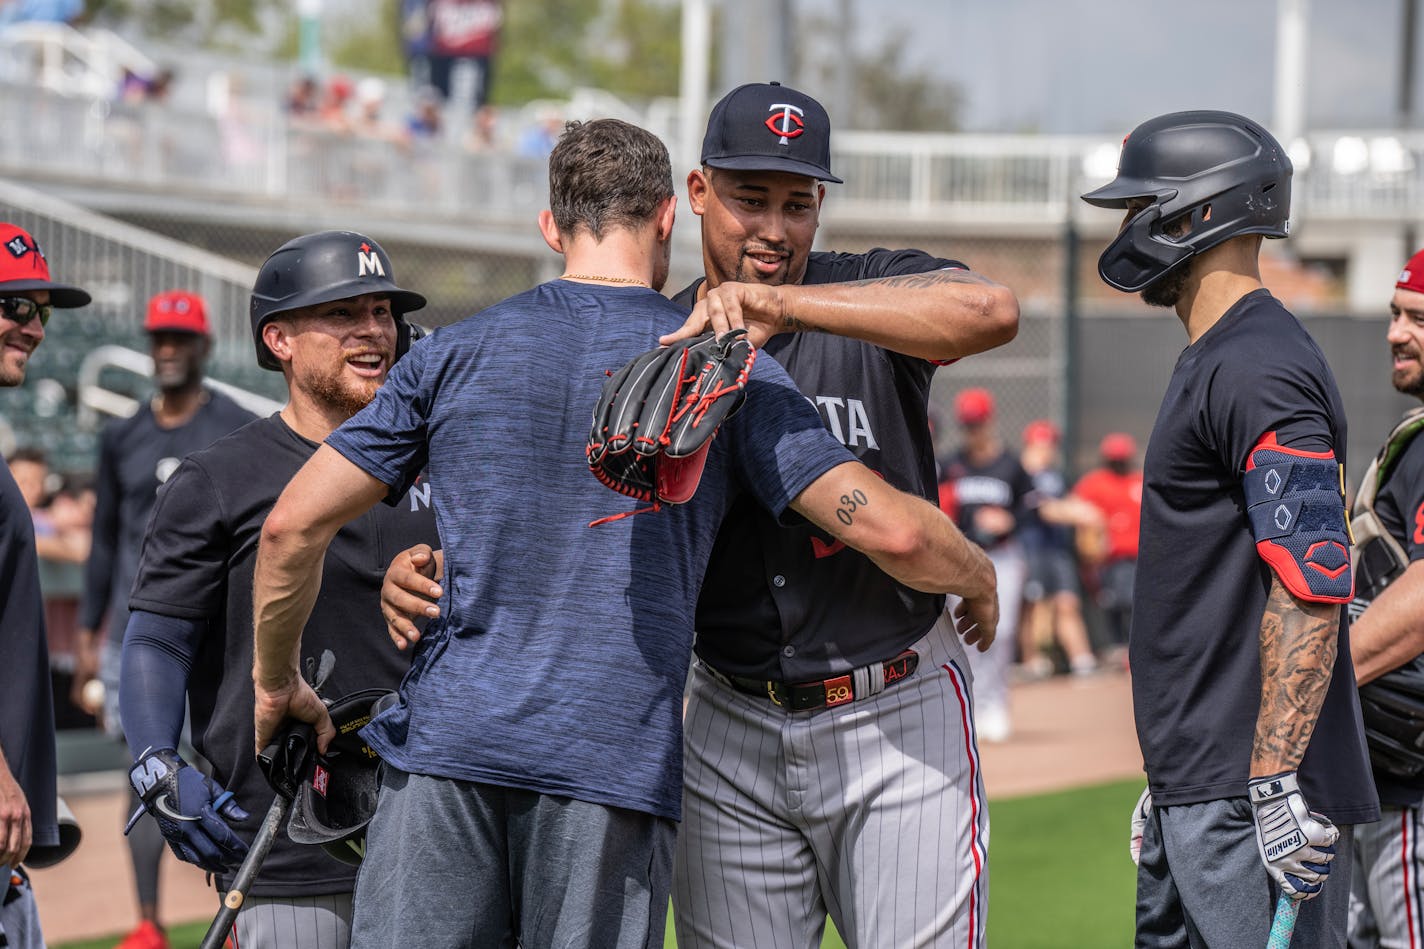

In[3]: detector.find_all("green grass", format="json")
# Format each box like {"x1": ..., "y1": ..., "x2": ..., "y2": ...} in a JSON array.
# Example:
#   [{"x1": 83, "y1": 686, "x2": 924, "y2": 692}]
[{"x1": 55, "y1": 779, "x2": 1139, "y2": 949}]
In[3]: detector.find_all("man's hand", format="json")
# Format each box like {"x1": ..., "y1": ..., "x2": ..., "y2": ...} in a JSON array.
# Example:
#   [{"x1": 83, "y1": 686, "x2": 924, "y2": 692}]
[
  {"x1": 254, "y1": 675, "x2": 334, "y2": 758},
  {"x1": 127, "y1": 747, "x2": 250, "y2": 873},
  {"x1": 0, "y1": 766, "x2": 32, "y2": 869},
  {"x1": 659, "y1": 282, "x2": 785, "y2": 348},
  {"x1": 1248, "y1": 772, "x2": 1338, "y2": 899},
  {"x1": 70, "y1": 628, "x2": 102, "y2": 714},
  {"x1": 381, "y1": 544, "x2": 443, "y2": 651},
  {"x1": 952, "y1": 592, "x2": 998, "y2": 652},
  {"x1": 1129, "y1": 787, "x2": 1151, "y2": 866}
]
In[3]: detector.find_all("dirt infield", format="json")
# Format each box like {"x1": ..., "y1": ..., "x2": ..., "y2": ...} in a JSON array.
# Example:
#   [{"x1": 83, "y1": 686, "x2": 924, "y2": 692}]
[{"x1": 31, "y1": 671, "x2": 1139, "y2": 944}]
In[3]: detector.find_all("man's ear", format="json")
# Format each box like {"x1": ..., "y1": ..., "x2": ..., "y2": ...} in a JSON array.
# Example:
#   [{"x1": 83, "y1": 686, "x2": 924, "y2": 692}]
[
  {"x1": 687, "y1": 168, "x2": 710, "y2": 216},
  {"x1": 262, "y1": 321, "x2": 292, "y2": 365},
  {"x1": 656, "y1": 195, "x2": 677, "y2": 242},
  {"x1": 538, "y1": 210, "x2": 564, "y2": 254}
]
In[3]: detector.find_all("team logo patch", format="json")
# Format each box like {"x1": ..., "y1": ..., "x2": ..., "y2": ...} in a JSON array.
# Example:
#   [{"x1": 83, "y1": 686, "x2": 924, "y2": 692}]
[
  {"x1": 6, "y1": 236, "x2": 31, "y2": 258},
  {"x1": 1263, "y1": 468, "x2": 1283, "y2": 495},
  {"x1": 1305, "y1": 540, "x2": 1349, "y2": 579},
  {"x1": 312, "y1": 763, "x2": 329, "y2": 798},
  {"x1": 356, "y1": 242, "x2": 385, "y2": 277},
  {"x1": 765, "y1": 103, "x2": 805, "y2": 145},
  {"x1": 1273, "y1": 504, "x2": 1293, "y2": 531}
]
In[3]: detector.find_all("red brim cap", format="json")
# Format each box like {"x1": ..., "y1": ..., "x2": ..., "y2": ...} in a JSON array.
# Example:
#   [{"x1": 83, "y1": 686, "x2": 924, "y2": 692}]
[
  {"x1": 0, "y1": 223, "x2": 91, "y2": 308},
  {"x1": 955, "y1": 387, "x2": 995, "y2": 425},
  {"x1": 145, "y1": 290, "x2": 210, "y2": 335},
  {"x1": 1398, "y1": 249, "x2": 1424, "y2": 295},
  {"x1": 1100, "y1": 433, "x2": 1137, "y2": 461}
]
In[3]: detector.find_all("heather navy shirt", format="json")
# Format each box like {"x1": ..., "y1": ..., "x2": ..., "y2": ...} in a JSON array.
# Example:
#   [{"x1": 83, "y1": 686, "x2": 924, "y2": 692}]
[
  {"x1": 1132, "y1": 289, "x2": 1376, "y2": 823},
  {"x1": 677, "y1": 248, "x2": 962, "y2": 681},
  {"x1": 326, "y1": 280, "x2": 853, "y2": 821}
]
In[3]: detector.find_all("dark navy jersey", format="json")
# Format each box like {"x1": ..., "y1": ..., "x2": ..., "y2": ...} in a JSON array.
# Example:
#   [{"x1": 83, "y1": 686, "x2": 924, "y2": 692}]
[
  {"x1": 676, "y1": 247, "x2": 964, "y2": 681},
  {"x1": 127, "y1": 414, "x2": 439, "y2": 896},
  {"x1": 1019, "y1": 467, "x2": 1073, "y2": 553},
  {"x1": 0, "y1": 462, "x2": 57, "y2": 851},
  {"x1": 940, "y1": 449, "x2": 1036, "y2": 550},
  {"x1": 1132, "y1": 289, "x2": 1376, "y2": 823},
  {"x1": 80, "y1": 390, "x2": 255, "y2": 633},
  {"x1": 1365, "y1": 425, "x2": 1424, "y2": 805}
]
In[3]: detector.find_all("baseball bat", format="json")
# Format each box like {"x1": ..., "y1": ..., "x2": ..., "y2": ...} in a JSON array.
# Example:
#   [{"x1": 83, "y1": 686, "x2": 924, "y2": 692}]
[
  {"x1": 1266, "y1": 892, "x2": 1299, "y2": 949},
  {"x1": 198, "y1": 792, "x2": 291, "y2": 949}
]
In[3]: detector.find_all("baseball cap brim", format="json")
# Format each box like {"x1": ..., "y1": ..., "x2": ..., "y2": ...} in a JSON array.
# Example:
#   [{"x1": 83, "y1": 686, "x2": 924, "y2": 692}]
[
  {"x1": 1081, "y1": 177, "x2": 1176, "y2": 209},
  {"x1": 0, "y1": 278, "x2": 91, "y2": 308},
  {"x1": 705, "y1": 154, "x2": 843, "y2": 184}
]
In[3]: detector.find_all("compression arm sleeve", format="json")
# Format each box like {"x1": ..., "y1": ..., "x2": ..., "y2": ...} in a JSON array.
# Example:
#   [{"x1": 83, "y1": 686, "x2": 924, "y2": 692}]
[{"x1": 119, "y1": 610, "x2": 205, "y2": 756}]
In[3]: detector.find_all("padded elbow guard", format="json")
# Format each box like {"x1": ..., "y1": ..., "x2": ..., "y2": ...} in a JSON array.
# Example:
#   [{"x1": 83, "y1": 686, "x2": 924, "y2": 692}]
[{"x1": 1244, "y1": 435, "x2": 1353, "y2": 603}]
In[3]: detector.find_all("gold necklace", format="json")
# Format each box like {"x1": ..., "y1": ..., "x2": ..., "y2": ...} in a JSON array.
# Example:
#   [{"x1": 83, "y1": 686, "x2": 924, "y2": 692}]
[{"x1": 560, "y1": 273, "x2": 651, "y2": 289}]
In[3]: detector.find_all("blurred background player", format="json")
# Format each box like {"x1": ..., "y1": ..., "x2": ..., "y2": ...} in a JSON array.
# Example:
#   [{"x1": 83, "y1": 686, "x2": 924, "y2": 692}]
[
  {"x1": 119, "y1": 233, "x2": 437, "y2": 948},
  {"x1": 0, "y1": 222, "x2": 91, "y2": 949},
  {"x1": 72, "y1": 289, "x2": 253, "y2": 949},
  {"x1": 1073, "y1": 432, "x2": 1144, "y2": 667}
]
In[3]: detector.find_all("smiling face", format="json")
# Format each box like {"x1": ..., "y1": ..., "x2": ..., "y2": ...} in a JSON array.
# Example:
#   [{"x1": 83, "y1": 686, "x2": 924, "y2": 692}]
[
  {"x1": 1389, "y1": 287, "x2": 1424, "y2": 398},
  {"x1": 268, "y1": 293, "x2": 398, "y2": 416},
  {"x1": 688, "y1": 167, "x2": 824, "y2": 288},
  {"x1": 0, "y1": 289, "x2": 48, "y2": 387}
]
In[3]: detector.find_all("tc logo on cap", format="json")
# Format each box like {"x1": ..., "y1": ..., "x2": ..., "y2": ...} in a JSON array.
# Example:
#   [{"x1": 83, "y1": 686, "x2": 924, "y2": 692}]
[{"x1": 765, "y1": 104, "x2": 805, "y2": 145}]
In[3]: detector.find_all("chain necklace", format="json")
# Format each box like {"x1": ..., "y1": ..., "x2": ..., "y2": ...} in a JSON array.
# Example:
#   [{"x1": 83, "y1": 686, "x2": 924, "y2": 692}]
[{"x1": 560, "y1": 273, "x2": 652, "y2": 289}]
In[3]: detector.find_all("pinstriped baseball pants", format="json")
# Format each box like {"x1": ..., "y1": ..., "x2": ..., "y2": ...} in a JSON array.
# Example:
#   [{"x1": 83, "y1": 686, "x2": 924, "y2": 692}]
[
  {"x1": 1349, "y1": 804, "x2": 1424, "y2": 948},
  {"x1": 673, "y1": 614, "x2": 990, "y2": 949},
  {"x1": 228, "y1": 892, "x2": 353, "y2": 949}
]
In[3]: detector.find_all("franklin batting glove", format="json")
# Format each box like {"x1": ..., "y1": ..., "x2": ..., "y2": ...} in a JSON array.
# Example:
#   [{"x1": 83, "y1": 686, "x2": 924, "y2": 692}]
[
  {"x1": 1248, "y1": 771, "x2": 1338, "y2": 899},
  {"x1": 1129, "y1": 786, "x2": 1151, "y2": 867},
  {"x1": 128, "y1": 747, "x2": 250, "y2": 873}
]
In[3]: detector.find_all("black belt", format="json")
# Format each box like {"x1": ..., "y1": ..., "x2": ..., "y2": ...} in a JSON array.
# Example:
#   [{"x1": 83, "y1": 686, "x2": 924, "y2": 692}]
[{"x1": 714, "y1": 649, "x2": 919, "y2": 712}]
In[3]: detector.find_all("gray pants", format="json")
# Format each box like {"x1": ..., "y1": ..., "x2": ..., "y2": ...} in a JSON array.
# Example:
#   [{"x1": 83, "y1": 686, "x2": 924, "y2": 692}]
[
  {"x1": 1137, "y1": 796, "x2": 1354, "y2": 948},
  {"x1": 226, "y1": 892, "x2": 353, "y2": 948},
  {"x1": 351, "y1": 769, "x2": 675, "y2": 949},
  {"x1": 0, "y1": 869, "x2": 43, "y2": 949},
  {"x1": 1348, "y1": 803, "x2": 1423, "y2": 948}
]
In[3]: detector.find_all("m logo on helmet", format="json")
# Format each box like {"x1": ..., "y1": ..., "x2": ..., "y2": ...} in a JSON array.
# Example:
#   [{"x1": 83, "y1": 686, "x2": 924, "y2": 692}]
[
  {"x1": 357, "y1": 243, "x2": 385, "y2": 278},
  {"x1": 766, "y1": 104, "x2": 805, "y2": 145}
]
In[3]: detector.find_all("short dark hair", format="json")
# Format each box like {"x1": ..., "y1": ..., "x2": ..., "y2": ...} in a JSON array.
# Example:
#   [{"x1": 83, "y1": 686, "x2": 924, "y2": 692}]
[{"x1": 548, "y1": 119, "x2": 674, "y2": 240}]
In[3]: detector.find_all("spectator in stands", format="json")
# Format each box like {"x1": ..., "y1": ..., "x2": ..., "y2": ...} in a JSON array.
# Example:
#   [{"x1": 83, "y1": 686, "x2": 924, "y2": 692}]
[
  {"x1": 73, "y1": 291, "x2": 254, "y2": 949},
  {"x1": 938, "y1": 387, "x2": 1033, "y2": 741},
  {"x1": 517, "y1": 104, "x2": 563, "y2": 159},
  {"x1": 318, "y1": 75, "x2": 356, "y2": 134},
  {"x1": 285, "y1": 74, "x2": 321, "y2": 120},
  {"x1": 1017, "y1": 419, "x2": 1100, "y2": 678},
  {"x1": 1073, "y1": 432, "x2": 1144, "y2": 667},
  {"x1": 426, "y1": 0, "x2": 502, "y2": 111},
  {"x1": 405, "y1": 85, "x2": 444, "y2": 141}
]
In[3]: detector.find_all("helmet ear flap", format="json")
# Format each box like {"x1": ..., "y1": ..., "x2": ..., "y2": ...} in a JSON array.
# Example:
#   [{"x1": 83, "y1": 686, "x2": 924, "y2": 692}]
[{"x1": 1097, "y1": 204, "x2": 1195, "y2": 293}]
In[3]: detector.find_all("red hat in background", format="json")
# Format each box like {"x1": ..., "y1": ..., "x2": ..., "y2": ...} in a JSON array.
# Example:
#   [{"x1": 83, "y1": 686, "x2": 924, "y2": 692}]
[
  {"x1": 1022, "y1": 419, "x2": 1060, "y2": 446},
  {"x1": 1100, "y1": 432, "x2": 1137, "y2": 462},
  {"x1": 1398, "y1": 249, "x2": 1424, "y2": 295},
  {"x1": 954, "y1": 388, "x2": 995, "y2": 425},
  {"x1": 144, "y1": 290, "x2": 210, "y2": 335},
  {"x1": 0, "y1": 223, "x2": 91, "y2": 308}
]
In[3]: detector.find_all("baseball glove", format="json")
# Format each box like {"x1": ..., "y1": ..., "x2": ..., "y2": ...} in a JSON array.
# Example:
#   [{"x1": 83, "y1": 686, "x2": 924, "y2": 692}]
[{"x1": 587, "y1": 329, "x2": 756, "y2": 522}]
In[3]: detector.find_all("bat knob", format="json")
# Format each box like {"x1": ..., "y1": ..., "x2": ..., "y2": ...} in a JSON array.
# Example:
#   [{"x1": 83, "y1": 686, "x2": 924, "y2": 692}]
[{"x1": 225, "y1": 891, "x2": 245, "y2": 910}]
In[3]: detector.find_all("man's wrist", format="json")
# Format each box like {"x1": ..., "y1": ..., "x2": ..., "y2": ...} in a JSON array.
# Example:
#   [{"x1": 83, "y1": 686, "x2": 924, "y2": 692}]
[{"x1": 1248, "y1": 771, "x2": 1299, "y2": 803}]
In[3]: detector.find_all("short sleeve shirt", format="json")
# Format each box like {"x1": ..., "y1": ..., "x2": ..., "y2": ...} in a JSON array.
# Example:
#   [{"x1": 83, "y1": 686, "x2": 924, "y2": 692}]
[
  {"x1": 127, "y1": 414, "x2": 439, "y2": 896},
  {"x1": 939, "y1": 449, "x2": 1037, "y2": 550},
  {"x1": 325, "y1": 281, "x2": 853, "y2": 821},
  {"x1": 676, "y1": 248, "x2": 964, "y2": 681},
  {"x1": 1131, "y1": 289, "x2": 1376, "y2": 823}
]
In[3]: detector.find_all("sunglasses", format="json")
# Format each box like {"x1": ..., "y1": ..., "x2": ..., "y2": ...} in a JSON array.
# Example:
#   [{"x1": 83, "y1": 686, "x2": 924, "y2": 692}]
[{"x1": 0, "y1": 296, "x2": 52, "y2": 328}]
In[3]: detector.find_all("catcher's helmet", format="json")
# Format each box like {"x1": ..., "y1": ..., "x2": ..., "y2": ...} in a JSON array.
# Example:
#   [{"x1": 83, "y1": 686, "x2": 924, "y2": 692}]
[
  {"x1": 1081, "y1": 110, "x2": 1292, "y2": 293},
  {"x1": 286, "y1": 688, "x2": 397, "y2": 865},
  {"x1": 250, "y1": 230, "x2": 427, "y2": 371},
  {"x1": 1359, "y1": 654, "x2": 1424, "y2": 781}
]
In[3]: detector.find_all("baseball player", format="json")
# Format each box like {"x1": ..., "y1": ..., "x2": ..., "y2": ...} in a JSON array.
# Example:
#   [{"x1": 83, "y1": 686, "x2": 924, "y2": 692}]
[
  {"x1": 0, "y1": 222, "x2": 91, "y2": 949},
  {"x1": 72, "y1": 289, "x2": 254, "y2": 949},
  {"x1": 251, "y1": 118, "x2": 996, "y2": 949},
  {"x1": 1345, "y1": 248, "x2": 1424, "y2": 946},
  {"x1": 1083, "y1": 110, "x2": 1377, "y2": 946},
  {"x1": 118, "y1": 232, "x2": 438, "y2": 947}
]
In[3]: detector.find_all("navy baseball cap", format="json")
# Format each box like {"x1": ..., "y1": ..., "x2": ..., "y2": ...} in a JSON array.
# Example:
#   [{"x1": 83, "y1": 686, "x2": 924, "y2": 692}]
[{"x1": 700, "y1": 81, "x2": 843, "y2": 184}]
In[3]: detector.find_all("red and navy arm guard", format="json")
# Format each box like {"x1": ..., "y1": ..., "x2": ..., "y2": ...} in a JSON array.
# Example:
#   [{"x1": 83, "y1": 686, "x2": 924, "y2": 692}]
[{"x1": 1243, "y1": 433, "x2": 1353, "y2": 603}]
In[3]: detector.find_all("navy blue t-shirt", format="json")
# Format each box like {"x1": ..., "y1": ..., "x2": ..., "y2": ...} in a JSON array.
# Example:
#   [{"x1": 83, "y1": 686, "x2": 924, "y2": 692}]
[
  {"x1": 677, "y1": 248, "x2": 963, "y2": 681},
  {"x1": 940, "y1": 448, "x2": 1037, "y2": 550},
  {"x1": 326, "y1": 280, "x2": 854, "y2": 821},
  {"x1": 1132, "y1": 289, "x2": 1376, "y2": 823}
]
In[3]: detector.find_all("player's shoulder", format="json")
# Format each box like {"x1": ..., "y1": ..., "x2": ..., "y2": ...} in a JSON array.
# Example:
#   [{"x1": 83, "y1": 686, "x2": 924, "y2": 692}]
[
  {"x1": 804, "y1": 247, "x2": 965, "y2": 283},
  {"x1": 184, "y1": 414, "x2": 281, "y2": 470},
  {"x1": 206, "y1": 389, "x2": 259, "y2": 424}
]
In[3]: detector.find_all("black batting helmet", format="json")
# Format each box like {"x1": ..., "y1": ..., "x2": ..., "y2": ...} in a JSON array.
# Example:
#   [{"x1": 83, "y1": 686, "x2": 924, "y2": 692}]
[
  {"x1": 250, "y1": 230, "x2": 427, "y2": 371},
  {"x1": 286, "y1": 688, "x2": 397, "y2": 865},
  {"x1": 1359, "y1": 655, "x2": 1424, "y2": 781},
  {"x1": 1081, "y1": 110, "x2": 1292, "y2": 293}
]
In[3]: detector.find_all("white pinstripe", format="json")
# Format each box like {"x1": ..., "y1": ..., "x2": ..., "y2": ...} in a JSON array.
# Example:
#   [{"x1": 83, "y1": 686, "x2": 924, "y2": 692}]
[
  {"x1": 673, "y1": 614, "x2": 990, "y2": 949},
  {"x1": 231, "y1": 892, "x2": 353, "y2": 949}
]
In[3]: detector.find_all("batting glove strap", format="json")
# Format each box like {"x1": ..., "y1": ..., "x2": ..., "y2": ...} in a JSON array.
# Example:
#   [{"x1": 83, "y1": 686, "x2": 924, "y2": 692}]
[
  {"x1": 1248, "y1": 771, "x2": 1339, "y2": 900},
  {"x1": 127, "y1": 747, "x2": 250, "y2": 873}
]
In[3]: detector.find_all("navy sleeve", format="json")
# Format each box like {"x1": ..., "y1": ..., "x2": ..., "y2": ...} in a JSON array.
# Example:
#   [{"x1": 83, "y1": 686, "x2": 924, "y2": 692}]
[
  {"x1": 1199, "y1": 345, "x2": 1338, "y2": 476},
  {"x1": 79, "y1": 424, "x2": 120, "y2": 630},
  {"x1": 128, "y1": 459, "x2": 231, "y2": 619},
  {"x1": 119, "y1": 610, "x2": 203, "y2": 756},
  {"x1": 325, "y1": 337, "x2": 432, "y2": 503}
]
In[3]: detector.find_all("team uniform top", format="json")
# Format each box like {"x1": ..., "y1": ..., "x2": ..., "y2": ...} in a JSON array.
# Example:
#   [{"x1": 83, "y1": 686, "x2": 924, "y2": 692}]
[
  {"x1": 127, "y1": 414, "x2": 439, "y2": 896},
  {"x1": 326, "y1": 280, "x2": 854, "y2": 822},
  {"x1": 674, "y1": 248, "x2": 961, "y2": 683},
  {"x1": 0, "y1": 464, "x2": 57, "y2": 852},
  {"x1": 79, "y1": 391, "x2": 255, "y2": 632},
  {"x1": 940, "y1": 449, "x2": 1037, "y2": 551},
  {"x1": 1365, "y1": 429, "x2": 1424, "y2": 806},
  {"x1": 1132, "y1": 289, "x2": 1377, "y2": 823}
]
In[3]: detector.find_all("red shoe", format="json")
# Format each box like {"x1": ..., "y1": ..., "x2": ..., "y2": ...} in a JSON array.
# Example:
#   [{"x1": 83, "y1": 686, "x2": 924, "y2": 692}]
[{"x1": 114, "y1": 921, "x2": 169, "y2": 949}]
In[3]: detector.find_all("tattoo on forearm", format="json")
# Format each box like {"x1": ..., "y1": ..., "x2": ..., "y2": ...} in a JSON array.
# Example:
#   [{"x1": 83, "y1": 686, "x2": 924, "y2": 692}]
[
  {"x1": 781, "y1": 314, "x2": 821, "y2": 333},
  {"x1": 835, "y1": 489, "x2": 869, "y2": 526},
  {"x1": 1254, "y1": 579, "x2": 1338, "y2": 771}
]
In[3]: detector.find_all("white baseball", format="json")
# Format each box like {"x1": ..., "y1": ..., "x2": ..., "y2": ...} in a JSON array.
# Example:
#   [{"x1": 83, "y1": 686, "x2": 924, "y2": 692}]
[{"x1": 81, "y1": 678, "x2": 105, "y2": 713}]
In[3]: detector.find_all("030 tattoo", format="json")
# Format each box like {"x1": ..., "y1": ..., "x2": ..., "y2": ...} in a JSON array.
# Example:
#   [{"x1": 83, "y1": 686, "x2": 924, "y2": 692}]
[{"x1": 836, "y1": 489, "x2": 868, "y2": 525}]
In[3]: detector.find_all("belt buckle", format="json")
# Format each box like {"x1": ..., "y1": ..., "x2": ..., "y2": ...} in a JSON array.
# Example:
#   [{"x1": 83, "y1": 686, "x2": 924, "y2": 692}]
[
  {"x1": 766, "y1": 681, "x2": 784, "y2": 707},
  {"x1": 823, "y1": 674, "x2": 853, "y2": 708}
]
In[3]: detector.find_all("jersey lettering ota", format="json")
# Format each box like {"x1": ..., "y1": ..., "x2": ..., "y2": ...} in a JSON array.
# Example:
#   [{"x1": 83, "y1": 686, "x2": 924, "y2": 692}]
[
  {"x1": 1363, "y1": 429, "x2": 1424, "y2": 805},
  {"x1": 1132, "y1": 289, "x2": 1376, "y2": 823},
  {"x1": 940, "y1": 449, "x2": 1037, "y2": 550},
  {"x1": 676, "y1": 248, "x2": 963, "y2": 682},
  {"x1": 127, "y1": 415, "x2": 439, "y2": 896},
  {"x1": 324, "y1": 281, "x2": 853, "y2": 822},
  {"x1": 80, "y1": 392, "x2": 255, "y2": 632}
]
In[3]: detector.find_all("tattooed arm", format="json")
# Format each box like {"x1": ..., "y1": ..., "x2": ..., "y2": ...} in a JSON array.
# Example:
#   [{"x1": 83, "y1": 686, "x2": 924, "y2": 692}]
[
  {"x1": 661, "y1": 269, "x2": 1019, "y2": 360},
  {"x1": 1252, "y1": 573, "x2": 1341, "y2": 777}
]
